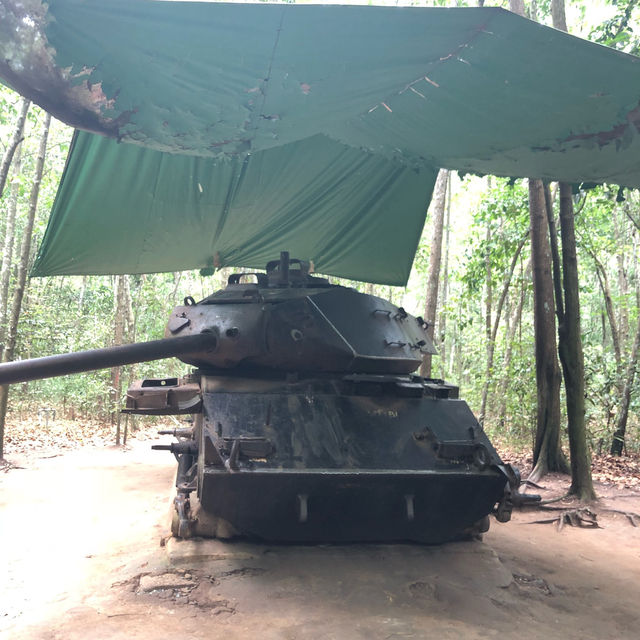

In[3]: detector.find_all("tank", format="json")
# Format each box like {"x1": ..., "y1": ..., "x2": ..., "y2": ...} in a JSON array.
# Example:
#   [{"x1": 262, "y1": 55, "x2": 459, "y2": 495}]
[{"x1": 0, "y1": 252, "x2": 535, "y2": 543}]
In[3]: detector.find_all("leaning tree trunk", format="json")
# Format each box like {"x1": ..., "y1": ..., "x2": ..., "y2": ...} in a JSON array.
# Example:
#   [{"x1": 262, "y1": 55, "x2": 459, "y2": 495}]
[
  {"x1": 498, "y1": 259, "x2": 531, "y2": 428},
  {"x1": 420, "y1": 169, "x2": 449, "y2": 378},
  {"x1": 0, "y1": 143, "x2": 24, "y2": 360},
  {"x1": 528, "y1": 179, "x2": 568, "y2": 482},
  {"x1": 0, "y1": 97, "x2": 30, "y2": 201},
  {"x1": 0, "y1": 112, "x2": 51, "y2": 459},
  {"x1": 591, "y1": 253, "x2": 621, "y2": 371},
  {"x1": 478, "y1": 231, "x2": 528, "y2": 427}
]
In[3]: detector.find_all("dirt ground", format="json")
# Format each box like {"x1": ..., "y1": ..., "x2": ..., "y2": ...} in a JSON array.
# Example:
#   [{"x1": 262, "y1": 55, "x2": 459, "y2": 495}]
[{"x1": 1, "y1": 437, "x2": 639, "y2": 640}]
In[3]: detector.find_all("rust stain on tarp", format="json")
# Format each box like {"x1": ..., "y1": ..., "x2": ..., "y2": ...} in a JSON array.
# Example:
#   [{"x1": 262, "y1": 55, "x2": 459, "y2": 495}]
[
  {"x1": 0, "y1": 0, "x2": 131, "y2": 138},
  {"x1": 564, "y1": 104, "x2": 640, "y2": 147},
  {"x1": 0, "y1": 60, "x2": 133, "y2": 138},
  {"x1": 533, "y1": 103, "x2": 640, "y2": 152}
]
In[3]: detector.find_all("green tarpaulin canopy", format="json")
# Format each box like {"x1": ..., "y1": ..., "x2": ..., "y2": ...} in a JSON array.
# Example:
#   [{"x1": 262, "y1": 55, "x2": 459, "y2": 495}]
[{"x1": 3, "y1": 1, "x2": 640, "y2": 284}]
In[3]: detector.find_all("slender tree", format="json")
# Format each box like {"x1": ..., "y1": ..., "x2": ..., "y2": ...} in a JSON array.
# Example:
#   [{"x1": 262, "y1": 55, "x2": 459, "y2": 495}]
[
  {"x1": 0, "y1": 97, "x2": 30, "y2": 201},
  {"x1": 556, "y1": 184, "x2": 595, "y2": 498},
  {"x1": 591, "y1": 252, "x2": 622, "y2": 371},
  {"x1": 529, "y1": 179, "x2": 568, "y2": 481},
  {"x1": 438, "y1": 174, "x2": 452, "y2": 377},
  {"x1": 610, "y1": 204, "x2": 640, "y2": 454},
  {"x1": 111, "y1": 274, "x2": 127, "y2": 445},
  {"x1": 420, "y1": 169, "x2": 449, "y2": 378},
  {"x1": 478, "y1": 231, "x2": 528, "y2": 426},
  {"x1": 510, "y1": 0, "x2": 526, "y2": 17},
  {"x1": 611, "y1": 303, "x2": 640, "y2": 455},
  {"x1": 498, "y1": 259, "x2": 531, "y2": 429},
  {"x1": 0, "y1": 111, "x2": 51, "y2": 459},
  {"x1": 481, "y1": 211, "x2": 492, "y2": 423},
  {"x1": 615, "y1": 210, "x2": 630, "y2": 348},
  {"x1": 0, "y1": 142, "x2": 24, "y2": 359}
]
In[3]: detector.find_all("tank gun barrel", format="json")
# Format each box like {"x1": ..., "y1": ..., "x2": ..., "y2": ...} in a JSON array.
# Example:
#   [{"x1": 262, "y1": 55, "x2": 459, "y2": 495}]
[{"x1": 0, "y1": 333, "x2": 218, "y2": 385}]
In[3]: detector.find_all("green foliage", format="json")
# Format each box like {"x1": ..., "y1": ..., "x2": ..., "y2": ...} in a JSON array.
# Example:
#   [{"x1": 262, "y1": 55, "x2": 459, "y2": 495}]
[
  {"x1": 589, "y1": 0, "x2": 640, "y2": 54},
  {"x1": 460, "y1": 180, "x2": 529, "y2": 296}
]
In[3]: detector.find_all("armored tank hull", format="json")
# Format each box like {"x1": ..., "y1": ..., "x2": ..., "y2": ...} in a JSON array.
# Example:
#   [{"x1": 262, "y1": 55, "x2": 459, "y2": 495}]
[{"x1": 190, "y1": 373, "x2": 509, "y2": 543}]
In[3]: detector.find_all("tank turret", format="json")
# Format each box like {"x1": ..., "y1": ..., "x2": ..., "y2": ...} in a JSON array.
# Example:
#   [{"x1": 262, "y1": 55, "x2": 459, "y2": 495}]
[{"x1": 167, "y1": 252, "x2": 437, "y2": 374}]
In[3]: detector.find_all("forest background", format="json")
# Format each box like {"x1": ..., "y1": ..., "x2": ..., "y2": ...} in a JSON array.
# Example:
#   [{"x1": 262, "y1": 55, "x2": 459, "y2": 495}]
[{"x1": 1, "y1": 0, "x2": 640, "y2": 491}]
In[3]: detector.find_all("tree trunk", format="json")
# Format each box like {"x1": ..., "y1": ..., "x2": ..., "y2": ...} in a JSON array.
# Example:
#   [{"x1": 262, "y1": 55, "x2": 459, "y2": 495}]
[
  {"x1": 0, "y1": 97, "x2": 30, "y2": 201},
  {"x1": 78, "y1": 276, "x2": 88, "y2": 310},
  {"x1": 543, "y1": 184, "x2": 565, "y2": 321},
  {"x1": 485, "y1": 221, "x2": 493, "y2": 353},
  {"x1": 111, "y1": 275, "x2": 127, "y2": 445},
  {"x1": 479, "y1": 232, "x2": 528, "y2": 427},
  {"x1": 550, "y1": 0, "x2": 595, "y2": 498},
  {"x1": 611, "y1": 243, "x2": 640, "y2": 455},
  {"x1": 510, "y1": 0, "x2": 526, "y2": 16},
  {"x1": 557, "y1": 184, "x2": 595, "y2": 498},
  {"x1": 512, "y1": 0, "x2": 567, "y2": 482},
  {"x1": 438, "y1": 173, "x2": 452, "y2": 377},
  {"x1": 611, "y1": 311, "x2": 640, "y2": 455},
  {"x1": 550, "y1": 0, "x2": 568, "y2": 30},
  {"x1": 528, "y1": 179, "x2": 568, "y2": 481},
  {"x1": 123, "y1": 275, "x2": 139, "y2": 442},
  {"x1": 591, "y1": 254, "x2": 621, "y2": 369},
  {"x1": 498, "y1": 260, "x2": 531, "y2": 428},
  {"x1": 420, "y1": 169, "x2": 449, "y2": 378},
  {"x1": 615, "y1": 212, "x2": 629, "y2": 349},
  {"x1": 479, "y1": 219, "x2": 493, "y2": 425},
  {"x1": 0, "y1": 112, "x2": 51, "y2": 459},
  {"x1": 0, "y1": 143, "x2": 24, "y2": 360},
  {"x1": 171, "y1": 271, "x2": 183, "y2": 306}
]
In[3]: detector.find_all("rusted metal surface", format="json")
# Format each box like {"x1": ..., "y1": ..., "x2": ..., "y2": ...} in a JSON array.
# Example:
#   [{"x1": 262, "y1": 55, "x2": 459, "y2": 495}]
[
  {"x1": 125, "y1": 377, "x2": 201, "y2": 415},
  {"x1": 168, "y1": 263, "x2": 436, "y2": 374},
  {"x1": 188, "y1": 371, "x2": 511, "y2": 543}
]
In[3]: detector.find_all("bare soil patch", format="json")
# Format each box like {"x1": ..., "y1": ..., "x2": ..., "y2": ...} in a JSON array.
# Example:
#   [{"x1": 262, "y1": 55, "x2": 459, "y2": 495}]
[
  {"x1": 494, "y1": 437, "x2": 640, "y2": 490},
  {"x1": 1, "y1": 431, "x2": 639, "y2": 639},
  {"x1": 2, "y1": 414, "x2": 160, "y2": 461}
]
